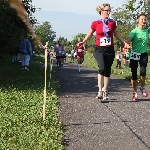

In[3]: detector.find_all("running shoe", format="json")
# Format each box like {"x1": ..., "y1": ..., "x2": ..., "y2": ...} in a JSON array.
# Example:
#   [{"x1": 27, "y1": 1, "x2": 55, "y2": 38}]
[
  {"x1": 140, "y1": 87, "x2": 148, "y2": 97},
  {"x1": 24, "y1": 67, "x2": 29, "y2": 70},
  {"x1": 132, "y1": 92, "x2": 138, "y2": 101},
  {"x1": 103, "y1": 91, "x2": 108, "y2": 101},
  {"x1": 96, "y1": 91, "x2": 103, "y2": 99}
]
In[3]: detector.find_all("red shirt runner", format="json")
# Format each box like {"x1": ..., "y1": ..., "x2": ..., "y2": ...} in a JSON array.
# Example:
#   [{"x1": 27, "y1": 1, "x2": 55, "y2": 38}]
[
  {"x1": 91, "y1": 20, "x2": 117, "y2": 46},
  {"x1": 75, "y1": 44, "x2": 84, "y2": 58}
]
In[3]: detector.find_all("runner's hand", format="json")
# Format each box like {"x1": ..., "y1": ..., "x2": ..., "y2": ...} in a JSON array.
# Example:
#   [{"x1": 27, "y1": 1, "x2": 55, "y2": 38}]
[
  {"x1": 78, "y1": 42, "x2": 84, "y2": 46},
  {"x1": 124, "y1": 42, "x2": 131, "y2": 49}
]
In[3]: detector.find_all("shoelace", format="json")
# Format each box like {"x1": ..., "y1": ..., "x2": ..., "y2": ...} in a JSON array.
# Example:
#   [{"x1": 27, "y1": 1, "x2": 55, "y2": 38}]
[{"x1": 103, "y1": 91, "x2": 108, "y2": 97}]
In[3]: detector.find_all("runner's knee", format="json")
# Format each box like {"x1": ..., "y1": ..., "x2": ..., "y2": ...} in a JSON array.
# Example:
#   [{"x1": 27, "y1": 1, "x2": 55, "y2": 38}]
[{"x1": 140, "y1": 66, "x2": 146, "y2": 76}]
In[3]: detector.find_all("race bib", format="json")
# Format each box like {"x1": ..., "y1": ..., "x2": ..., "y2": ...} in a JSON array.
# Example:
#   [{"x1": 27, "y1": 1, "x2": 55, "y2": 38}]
[
  {"x1": 130, "y1": 51, "x2": 141, "y2": 60},
  {"x1": 78, "y1": 49, "x2": 82, "y2": 52},
  {"x1": 100, "y1": 37, "x2": 111, "y2": 46},
  {"x1": 59, "y1": 50, "x2": 61, "y2": 54}
]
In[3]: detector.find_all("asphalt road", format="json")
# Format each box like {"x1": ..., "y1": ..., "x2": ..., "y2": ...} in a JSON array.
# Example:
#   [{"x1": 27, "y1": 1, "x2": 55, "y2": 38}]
[{"x1": 55, "y1": 61, "x2": 150, "y2": 150}]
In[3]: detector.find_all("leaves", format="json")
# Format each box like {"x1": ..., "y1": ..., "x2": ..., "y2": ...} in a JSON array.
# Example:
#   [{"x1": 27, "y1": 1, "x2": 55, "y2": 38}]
[
  {"x1": 0, "y1": 0, "x2": 38, "y2": 55},
  {"x1": 35, "y1": 21, "x2": 56, "y2": 47},
  {"x1": 0, "y1": 55, "x2": 64, "y2": 149}
]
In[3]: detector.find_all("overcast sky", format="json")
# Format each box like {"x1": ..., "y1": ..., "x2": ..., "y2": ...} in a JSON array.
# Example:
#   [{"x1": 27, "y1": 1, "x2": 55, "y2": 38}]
[{"x1": 32, "y1": 0, "x2": 125, "y2": 40}]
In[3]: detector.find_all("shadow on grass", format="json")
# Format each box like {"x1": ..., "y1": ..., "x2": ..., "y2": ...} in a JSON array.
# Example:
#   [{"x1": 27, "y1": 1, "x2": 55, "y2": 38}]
[{"x1": 0, "y1": 55, "x2": 53, "y2": 91}]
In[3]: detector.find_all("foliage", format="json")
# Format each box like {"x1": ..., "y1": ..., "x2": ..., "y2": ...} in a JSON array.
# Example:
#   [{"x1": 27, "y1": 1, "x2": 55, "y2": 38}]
[
  {"x1": 0, "y1": 55, "x2": 64, "y2": 149},
  {"x1": 0, "y1": 0, "x2": 37, "y2": 55},
  {"x1": 125, "y1": 0, "x2": 150, "y2": 30},
  {"x1": 34, "y1": 21, "x2": 56, "y2": 49},
  {"x1": 112, "y1": 6, "x2": 135, "y2": 50}
]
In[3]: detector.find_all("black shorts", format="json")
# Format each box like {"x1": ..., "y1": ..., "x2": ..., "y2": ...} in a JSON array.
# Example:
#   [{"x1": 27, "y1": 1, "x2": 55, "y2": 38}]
[
  {"x1": 62, "y1": 55, "x2": 66, "y2": 58},
  {"x1": 56, "y1": 56, "x2": 62, "y2": 59}
]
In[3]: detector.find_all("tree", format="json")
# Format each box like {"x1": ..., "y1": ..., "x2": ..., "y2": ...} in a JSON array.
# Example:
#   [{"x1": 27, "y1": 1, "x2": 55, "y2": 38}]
[
  {"x1": 111, "y1": 6, "x2": 135, "y2": 50},
  {"x1": 125, "y1": 0, "x2": 150, "y2": 30},
  {"x1": 0, "y1": 0, "x2": 37, "y2": 55},
  {"x1": 35, "y1": 21, "x2": 56, "y2": 48}
]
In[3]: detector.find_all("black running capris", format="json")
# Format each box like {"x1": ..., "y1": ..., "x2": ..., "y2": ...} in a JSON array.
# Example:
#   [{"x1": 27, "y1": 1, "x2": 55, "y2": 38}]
[
  {"x1": 130, "y1": 52, "x2": 148, "y2": 80},
  {"x1": 93, "y1": 46, "x2": 115, "y2": 77}
]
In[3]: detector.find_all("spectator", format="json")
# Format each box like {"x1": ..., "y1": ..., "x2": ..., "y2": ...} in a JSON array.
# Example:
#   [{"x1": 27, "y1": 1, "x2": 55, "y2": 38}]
[
  {"x1": 116, "y1": 50, "x2": 121, "y2": 69},
  {"x1": 19, "y1": 34, "x2": 32, "y2": 70}
]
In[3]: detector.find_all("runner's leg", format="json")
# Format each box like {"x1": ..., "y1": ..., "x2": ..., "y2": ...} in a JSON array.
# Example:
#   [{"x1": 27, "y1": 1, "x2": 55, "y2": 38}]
[
  {"x1": 102, "y1": 48, "x2": 115, "y2": 100},
  {"x1": 130, "y1": 59, "x2": 138, "y2": 100},
  {"x1": 139, "y1": 53, "x2": 148, "y2": 97}
]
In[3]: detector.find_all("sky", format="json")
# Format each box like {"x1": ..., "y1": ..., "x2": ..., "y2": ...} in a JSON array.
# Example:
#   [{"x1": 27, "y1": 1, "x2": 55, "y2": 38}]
[{"x1": 32, "y1": 0, "x2": 125, "y2": 41}]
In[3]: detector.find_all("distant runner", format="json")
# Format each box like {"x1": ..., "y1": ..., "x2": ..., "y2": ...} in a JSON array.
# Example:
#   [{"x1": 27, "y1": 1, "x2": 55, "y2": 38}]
[{"x1": 75, "y1": 38, "x2": 85, "y2": 73}]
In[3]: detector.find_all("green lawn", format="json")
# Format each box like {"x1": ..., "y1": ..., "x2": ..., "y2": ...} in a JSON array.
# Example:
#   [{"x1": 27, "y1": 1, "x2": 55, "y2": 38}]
[
  {"x1": 0, "y1": 55, "x2": 64, "y2": 150},
  {"x1": 83, "y1": 52, "x2": 150, "y2": 86}
]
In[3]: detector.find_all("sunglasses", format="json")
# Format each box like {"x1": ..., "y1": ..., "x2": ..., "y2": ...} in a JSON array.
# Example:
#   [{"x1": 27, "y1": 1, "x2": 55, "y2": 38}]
[{"x1": 102, "y1": 9, "x2": 111, "y2": 12}]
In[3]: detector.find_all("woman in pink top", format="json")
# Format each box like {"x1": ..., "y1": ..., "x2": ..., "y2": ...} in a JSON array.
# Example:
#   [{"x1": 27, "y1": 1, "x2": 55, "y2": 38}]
[{"x1": 79, "y1": 3, "x2": 131, "y2": 101}]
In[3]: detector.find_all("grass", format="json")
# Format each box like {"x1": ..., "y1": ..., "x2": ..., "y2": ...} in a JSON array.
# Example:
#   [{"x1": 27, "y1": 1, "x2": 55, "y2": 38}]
[
  {"x1": 0, "y1": 55, "x2": 64, "y2": 150},
  {"x1": 83, "y1": 52, "x2": 150, "y2": 86}
]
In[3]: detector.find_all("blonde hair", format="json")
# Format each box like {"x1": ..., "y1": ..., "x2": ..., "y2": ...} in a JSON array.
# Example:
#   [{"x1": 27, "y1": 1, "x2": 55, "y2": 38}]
[{"x1": 96, "y1": 3, "x2": 111, "y2": 14}]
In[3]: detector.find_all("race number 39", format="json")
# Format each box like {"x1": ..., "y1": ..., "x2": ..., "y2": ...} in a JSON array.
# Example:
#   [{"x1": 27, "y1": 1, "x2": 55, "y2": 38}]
[
  {"x1": 100, "y1": 37, "x2": 111, "y2": 46},
  {"x1": 130, "y1": 51, "x2": 141, "y2": 60}
]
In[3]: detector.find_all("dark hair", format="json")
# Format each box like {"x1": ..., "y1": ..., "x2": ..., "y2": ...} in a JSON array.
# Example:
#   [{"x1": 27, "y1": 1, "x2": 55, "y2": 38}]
[{"x1": 137, "y1": 13, "x2": 147, "y2": 19}]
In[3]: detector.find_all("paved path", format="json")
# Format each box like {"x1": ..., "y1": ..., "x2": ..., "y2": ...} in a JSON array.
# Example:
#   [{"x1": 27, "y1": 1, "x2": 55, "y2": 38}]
[{"x1": 55, "y1": 62, "x2": 150, "y2": 150}]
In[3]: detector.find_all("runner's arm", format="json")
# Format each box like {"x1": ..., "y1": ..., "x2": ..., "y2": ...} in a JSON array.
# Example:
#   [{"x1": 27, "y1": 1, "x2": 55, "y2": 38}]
[
  {"x1": 126, "y1": 37, "x2": 132, "y2": 45},
  {"x1": 82, "y1": 29, "x2": 94, "y2": 44},
  {"x1": 114, "y1": 29, "x2": 125, "y2": 43}
]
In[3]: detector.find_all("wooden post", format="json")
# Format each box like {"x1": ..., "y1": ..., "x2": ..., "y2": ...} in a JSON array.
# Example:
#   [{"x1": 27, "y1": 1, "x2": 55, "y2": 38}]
[{"x1": 43, "y1": 48, "x2": 47, "y2": 121}]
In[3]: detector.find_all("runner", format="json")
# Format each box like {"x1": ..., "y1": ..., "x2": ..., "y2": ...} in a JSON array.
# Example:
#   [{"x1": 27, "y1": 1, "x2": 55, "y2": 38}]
[
  {"x1": 78, "y1": 3, "x2": 131, "y2": 101},
  {"x1": 54, "y1": 41, "x2": 64, "y2": 69},
  {"x1": 75, "y1": 38, "x2": 85, "y2": 73},
  {"x1": 126, "y1": 13, "x2": 150, "y2": 100},
  {"x1": 61, "y1": 49, "x2": 66, "y2": 66},
  {"x1": 70, "y1": 48, "x2": 75, "y2": 63}
]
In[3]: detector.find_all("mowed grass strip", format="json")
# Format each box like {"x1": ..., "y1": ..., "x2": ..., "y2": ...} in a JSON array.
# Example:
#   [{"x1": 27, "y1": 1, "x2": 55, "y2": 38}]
[{"x1": 0, "y1": 55, "x2": 64, "y2": 150}]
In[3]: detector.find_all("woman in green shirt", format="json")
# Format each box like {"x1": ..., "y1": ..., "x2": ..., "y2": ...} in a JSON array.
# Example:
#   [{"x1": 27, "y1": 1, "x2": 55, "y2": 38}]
[{"x1": 126, "y1": 13, "x2": 150, "y2": 100}]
